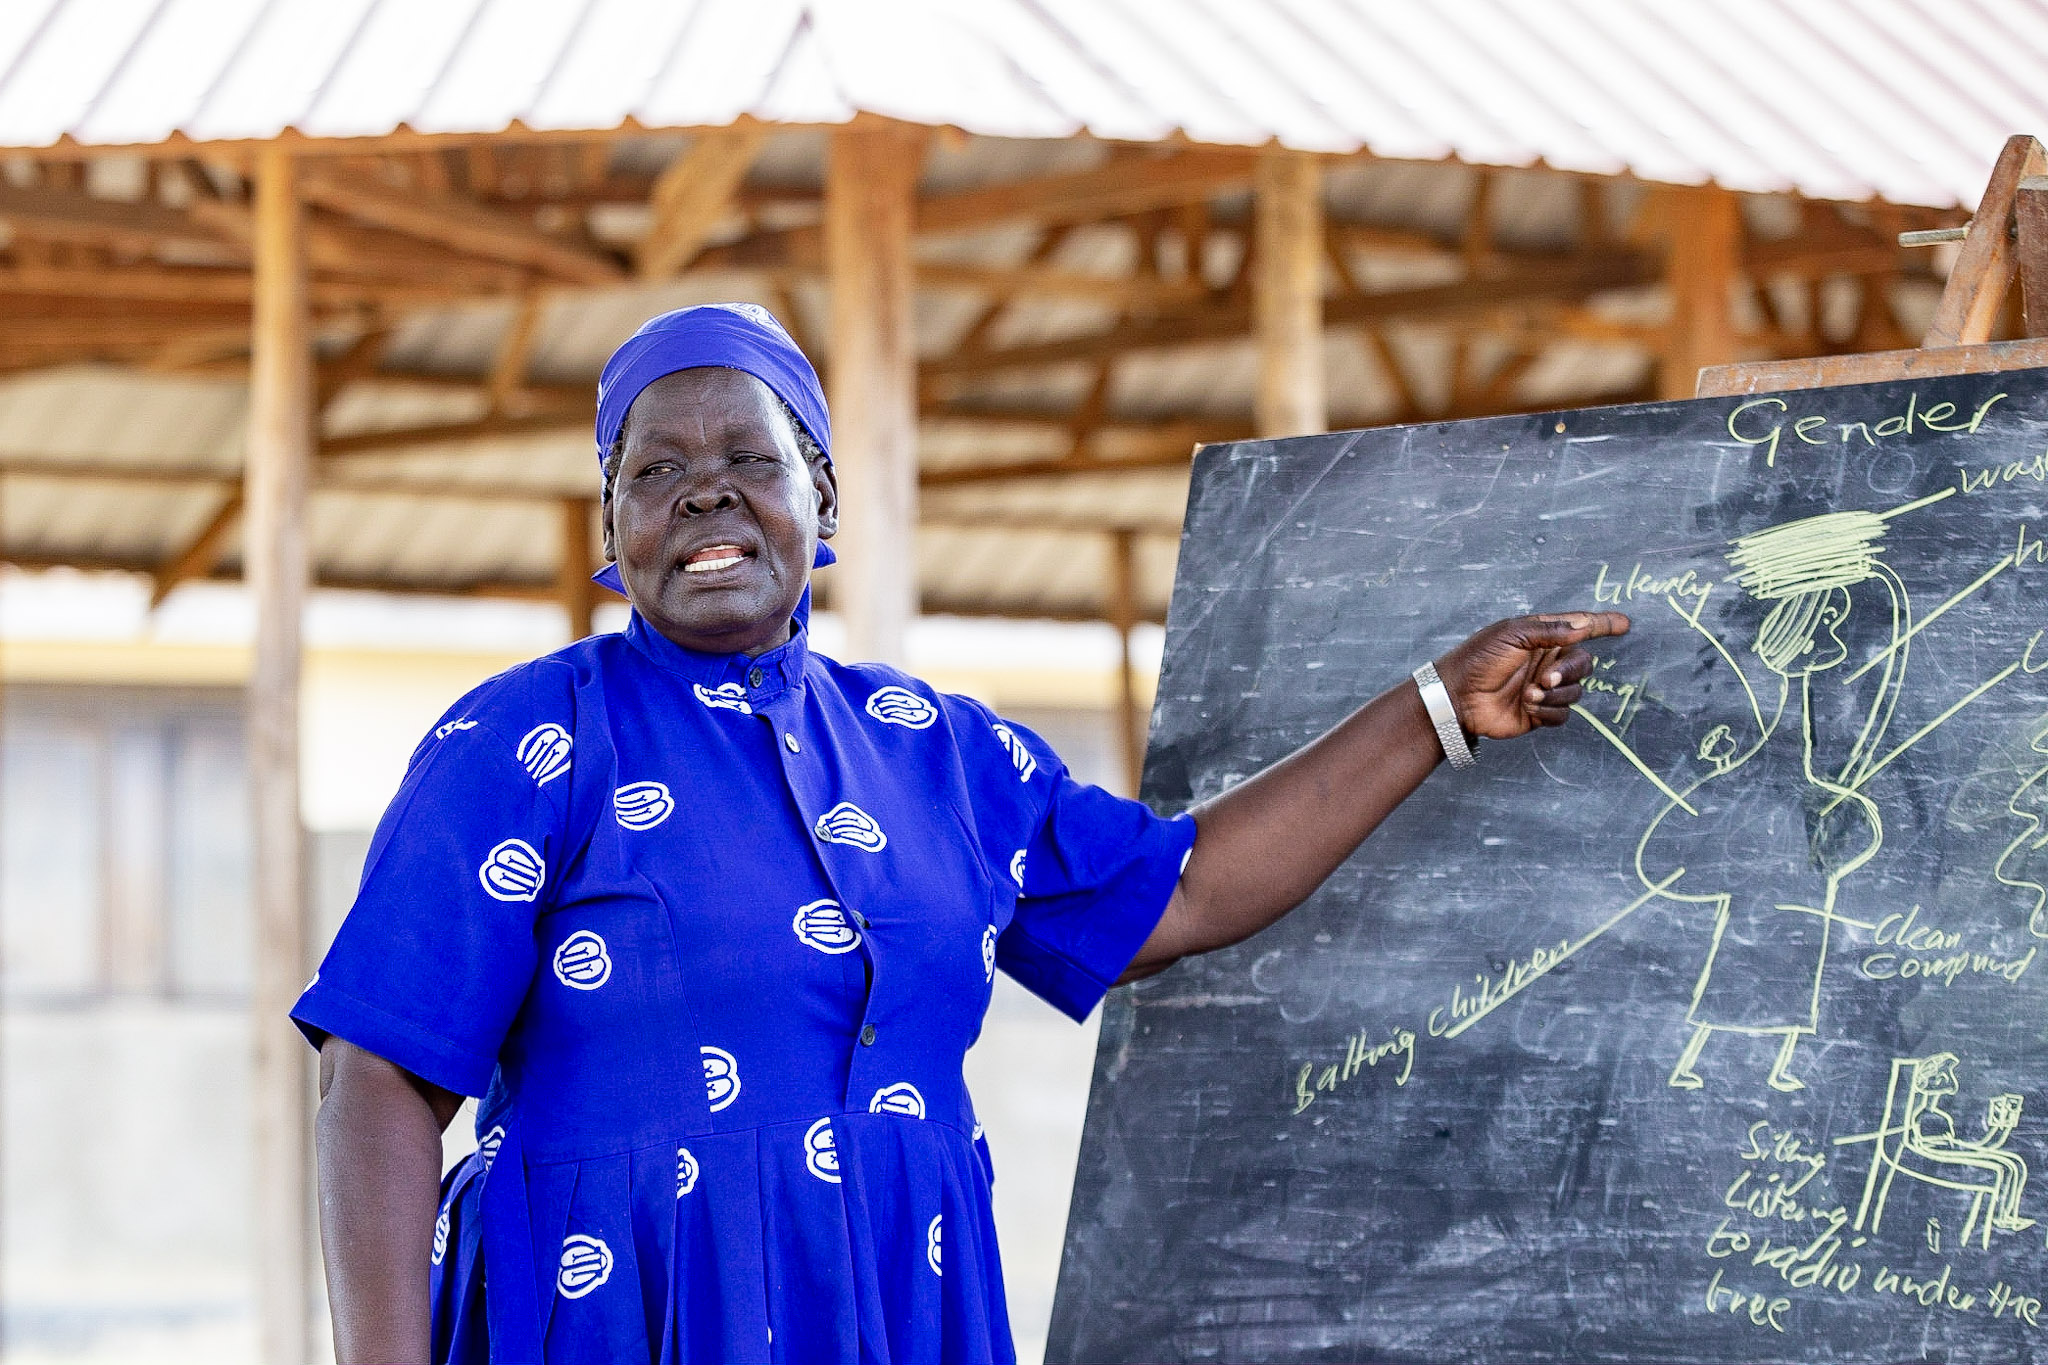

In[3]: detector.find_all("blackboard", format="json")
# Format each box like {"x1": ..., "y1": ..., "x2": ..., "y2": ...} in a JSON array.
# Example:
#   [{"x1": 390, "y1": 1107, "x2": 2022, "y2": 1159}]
[{"x1": 1048, "y1": 369, "x2": 2048, "y2": 1364}]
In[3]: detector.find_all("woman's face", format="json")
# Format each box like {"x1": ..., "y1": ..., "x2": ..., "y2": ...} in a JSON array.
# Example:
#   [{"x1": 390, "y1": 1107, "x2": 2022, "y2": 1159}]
[{"x1": 604, "y1": 367, "x2": 837, "y2": 656}]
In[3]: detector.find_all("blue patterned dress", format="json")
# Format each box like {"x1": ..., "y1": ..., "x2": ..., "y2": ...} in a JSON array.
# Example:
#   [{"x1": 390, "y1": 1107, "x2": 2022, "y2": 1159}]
[{"x1": 291, "y1": 608, "x2": 1194, "y2": 1364}]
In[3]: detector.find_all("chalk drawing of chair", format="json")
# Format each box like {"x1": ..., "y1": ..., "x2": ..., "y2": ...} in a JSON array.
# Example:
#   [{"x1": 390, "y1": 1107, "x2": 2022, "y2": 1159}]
[{"x1": 1839, "y1": 1055, "x2": 2027, "y2": 1251}]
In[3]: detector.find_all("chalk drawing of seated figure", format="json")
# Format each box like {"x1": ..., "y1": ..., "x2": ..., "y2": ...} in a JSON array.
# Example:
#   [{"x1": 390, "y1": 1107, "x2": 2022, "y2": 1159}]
[{"x1": 1839, "y1": 1053, "x2": 2033, "y2": 1251}]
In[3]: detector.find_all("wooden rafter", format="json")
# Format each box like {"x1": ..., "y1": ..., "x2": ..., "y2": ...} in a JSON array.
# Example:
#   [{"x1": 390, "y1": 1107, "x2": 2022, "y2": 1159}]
[
  {"x1": 1363, "y1": 329, "x2": 1423, "y2": 420},
  {"x1": 0, "y1": 181, "x2": 236, "y2": 259},
  {"x1": 489, "y1": 293, "x2": 548, "y2": 412},
  {"x1": 149, "y1": 490, "x2": 243, "y2": 606},
  {"x1": 916, "y1": 149, "x2": 1254, "y2": 235},
  {"x1": 0, "y1": 261, "x2": 503, "y2": 308},
  {"x1": 637, "y1": 126, "x2": 767, "y2": 279},
  {"x1": 297, "y1": 166, "x2": 623, "y2": 285},
  {"x1": 923, "y1": 254, "x2": 1657, "y2": 378},
  {"x1": 941, "y1": 224, "x2": 1077, "y2": 359},
  {"x1": 319, "y1": 406, "x2": 589, "y2": 459}
]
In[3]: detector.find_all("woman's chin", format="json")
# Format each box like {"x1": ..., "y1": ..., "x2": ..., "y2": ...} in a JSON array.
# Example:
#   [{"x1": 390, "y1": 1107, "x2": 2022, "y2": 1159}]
[{"x1": 643, "y1": 590, "x2": 802, "y2": 654}]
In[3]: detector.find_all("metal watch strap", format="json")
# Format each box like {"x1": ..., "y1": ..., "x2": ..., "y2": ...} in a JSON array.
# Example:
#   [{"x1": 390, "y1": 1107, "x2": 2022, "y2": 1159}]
[{"x1": 1413, "y1": 661, "x2": 1477, "y2": 770}]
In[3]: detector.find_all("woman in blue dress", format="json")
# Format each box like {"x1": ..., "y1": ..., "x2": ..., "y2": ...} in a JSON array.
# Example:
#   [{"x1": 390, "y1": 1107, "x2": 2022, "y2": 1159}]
[{"x1": 294, "y1": 304, "x2": 1626, "y2": 1365}]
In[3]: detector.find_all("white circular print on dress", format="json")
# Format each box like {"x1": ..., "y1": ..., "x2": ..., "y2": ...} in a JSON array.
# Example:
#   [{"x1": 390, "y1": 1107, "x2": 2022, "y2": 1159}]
[
  {"x1": 612, "y1": 781, "x2": 673, "y2": 830},
  {"x1": 804, "y1": 1116, "x2": 841, "y2": 1184},
  {"x1": 927, "y1": 1214, "x2": 943, "y2": 1276},
  {"x1": 431, "y1": 1206, "x2": 450, "y2": 1266},
  {"x1": 700, "y1": 1046, "x2": 740, "y2": 1112},
  {"x1": 477, "y1": 1125, "x2": 504, "y2": 1172},
  {"x1": 693, "y1": 682, "x2": 752, "y2": 715},
  {"x1": 552, "y1": 930, "x2": 611, "y2": 990},
  {"x1": 478, "y1": 839, "x2": 545, "y2": 902},
  {"x1": 792, "y1": 899, "x2": 862, "y2": 954},
  {"x1": 868, "y1": 1082, "x2": 926, "y2": 1119},
  {"x1": 981, "y1": 925, "x2": 997, "y2": 982},
  {"x1": 676, "y1": 1146, "x2": 699, "y2": 1198},
  {"x1": 1009, "y1": 848, "x2": 1026, "y2": 887},
  {"x1": 865, "y1": 686, "x2": 937, "y2": 729},
  {"x1": 992, "y1": 723, "x2": 1037, "y2": 781},
  {"x1": 516, "y1": 723, "x2": 573, "y2": 785},
  {"x1": 557, "y1": 1234, "x2": 613, "y2": 1298},
  {"x1": 813, "y1": 802, "x2": 887, "y2": 852}
]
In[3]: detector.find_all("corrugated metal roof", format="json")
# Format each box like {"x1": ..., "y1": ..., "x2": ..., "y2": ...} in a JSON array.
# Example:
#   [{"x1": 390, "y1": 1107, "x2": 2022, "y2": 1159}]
[{"x1": 0, "y1": 0, "x2": 2037, "y2": 206}]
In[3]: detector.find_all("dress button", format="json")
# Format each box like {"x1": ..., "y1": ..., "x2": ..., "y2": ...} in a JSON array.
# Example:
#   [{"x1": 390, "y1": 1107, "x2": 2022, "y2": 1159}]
[
  {"x1": 784, "y1": 733, "x2": 801, "y2": 754},
  {"x1": 860, "y1": 1025, "x2": 877, "y2": 1046},
  {"x1": 747, "y1": 666, "x2": 766, "y2": 687},
  {"x1": 853, "y1": 911, "x2": 870, "y2": 930}
]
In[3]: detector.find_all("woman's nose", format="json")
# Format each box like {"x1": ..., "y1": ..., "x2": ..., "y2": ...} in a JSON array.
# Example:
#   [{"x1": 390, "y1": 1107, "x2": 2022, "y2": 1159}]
[{"x1": 679, "y1": 482, "x2": 739, "y2": 516}]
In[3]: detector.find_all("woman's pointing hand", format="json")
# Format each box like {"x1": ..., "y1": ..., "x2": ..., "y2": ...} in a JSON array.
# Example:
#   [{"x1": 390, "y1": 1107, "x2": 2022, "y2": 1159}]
[{"x1": 1434, "y1": 612, "x2": 1632, "y2": 740}]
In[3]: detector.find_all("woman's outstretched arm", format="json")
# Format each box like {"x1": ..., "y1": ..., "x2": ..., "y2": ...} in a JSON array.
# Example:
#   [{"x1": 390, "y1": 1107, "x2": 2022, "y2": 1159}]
[
  {"x1": 1123, "y1": 611, "x2": 1630, "y2": 979},
  {"x1": 316, "y1": 1036, "x2": 465, "y2": 1365}
]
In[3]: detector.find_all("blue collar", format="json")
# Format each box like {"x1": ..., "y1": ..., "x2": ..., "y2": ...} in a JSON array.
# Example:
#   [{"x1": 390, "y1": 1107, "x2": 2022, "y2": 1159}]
[{"x1": 622, "y1": 611, "x2": 810, "y2": 703}]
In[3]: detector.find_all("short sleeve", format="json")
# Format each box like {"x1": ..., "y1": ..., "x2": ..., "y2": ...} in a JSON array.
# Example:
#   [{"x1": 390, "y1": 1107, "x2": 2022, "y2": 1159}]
[
  {"x1": 997, "y1": 753, "x2": 1197, "y2": 1023},
  {"x1": 291, "y1": 689, "x2": 571, "y2": 1096}
]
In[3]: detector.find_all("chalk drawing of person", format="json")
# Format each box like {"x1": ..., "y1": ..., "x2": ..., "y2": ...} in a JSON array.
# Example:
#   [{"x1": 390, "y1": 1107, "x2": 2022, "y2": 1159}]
[
  {"x1": 1839, "y1": 1052, "x2": 2033, "y2": 1245},
  {"x1": 1635, "y1": 511, "x2": 1905, "y2": 1093},
  {"x1": 1908, "y1": 1054, "x2": 2032, "y2": 1232}
]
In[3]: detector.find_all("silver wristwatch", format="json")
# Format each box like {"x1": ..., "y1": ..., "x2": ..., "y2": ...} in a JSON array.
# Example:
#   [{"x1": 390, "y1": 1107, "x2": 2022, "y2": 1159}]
[{"x1": 1412, "y1": 661, "x2": 1477, "y2": 770}]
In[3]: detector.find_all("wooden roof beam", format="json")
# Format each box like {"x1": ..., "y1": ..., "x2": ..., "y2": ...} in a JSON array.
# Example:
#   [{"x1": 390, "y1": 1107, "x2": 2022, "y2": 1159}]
[
  {"x1": 0, "y1": 182, "x2": 239, "y2": 260},
  {"x1": 183, "y1": 189, "x2": 538, "y2": 293},
  {"x1": 637, "y1": 126, "x2": 767, "y2": 279},
  {"x1": 916, "y1": 260, "x2": 1204, "y2": 307},
  {"x1": 0, "y1": 456, "x2": 584, "y2": 504},
  {"x1": 488, "y1": 293, "x2": 548, "y2": 412},
  {"x1": 915, "y1": 149, "x2": 1255, "y2": 235},
  {"x1": 0, "y1": 262, "x2": 487, "y2": 307},
  {"x1": 297, "y1": 166, "x2": 624, "y2": 285},
  {"x1": 318, "y1": 406, "x2": 591, "y2": 459},
  {"x1": 921, "y1": 253, "x2": 1657, "y2": 378},
  {"x1": 686, "y1": 152, "x2": 1252, "y2": 266},
  {"x1": 149, "y1": 489, "x2": 242, "y2": 606}
]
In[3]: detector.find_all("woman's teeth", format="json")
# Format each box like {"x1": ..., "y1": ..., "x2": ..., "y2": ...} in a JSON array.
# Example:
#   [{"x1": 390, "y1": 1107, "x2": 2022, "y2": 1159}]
[{"x1": 684, "y1": 548, "x2": 747, "y2": 574}]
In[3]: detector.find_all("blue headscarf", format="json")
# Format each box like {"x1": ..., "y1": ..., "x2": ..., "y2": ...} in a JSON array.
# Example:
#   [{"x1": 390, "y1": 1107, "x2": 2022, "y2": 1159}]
[{"x1": 591, "y1": 303, "x2": 835, "y2": 596}]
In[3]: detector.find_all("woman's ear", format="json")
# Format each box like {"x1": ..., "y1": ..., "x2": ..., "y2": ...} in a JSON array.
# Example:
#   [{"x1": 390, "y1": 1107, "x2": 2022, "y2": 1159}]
[
  {"x1": 600, "y1": 487, "x2": 616, "y2": 563},
  {"x1": 813, "y1": 457, "x2": 840, "y2": 539}
]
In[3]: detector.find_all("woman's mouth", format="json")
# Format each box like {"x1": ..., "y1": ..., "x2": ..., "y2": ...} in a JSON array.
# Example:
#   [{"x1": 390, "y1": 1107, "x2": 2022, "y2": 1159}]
[{"x1": 683, "y1": 544, "x2": 750, "y2": 574}]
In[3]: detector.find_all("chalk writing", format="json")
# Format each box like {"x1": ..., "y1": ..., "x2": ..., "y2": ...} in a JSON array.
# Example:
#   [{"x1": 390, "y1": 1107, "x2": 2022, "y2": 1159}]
[
  {"x1": 1290, "y1": 1024, "x2": 1417, "y2": 1114},
  {"x1": 1959, "y1": 449, "x2": 2048, "y2": 494},
  {"x1": 1729, "y1": 391, "x2": 2009, "y2": 467}
]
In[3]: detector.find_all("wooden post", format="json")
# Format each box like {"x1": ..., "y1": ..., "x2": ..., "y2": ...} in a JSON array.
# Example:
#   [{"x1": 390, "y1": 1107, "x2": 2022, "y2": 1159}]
[
  {"x1": 1254, "y1": 147, "x2": 1325, "y2": 438},
  {"x1": 559, "y1": 497, "x2": 596, "y2": 640},
  {"x1": 245, "y1": 143, "x2": 313, "y2": 1365},
  {"x1": 1108, "y1": 530, "x2": 1143, "y2": 797},
  {"x1": 826, "y1": 121, "x2": 924, "y2": 665},
  {"x1": 1661, "y1": 185, "x2": 1742, "y2": 399}
]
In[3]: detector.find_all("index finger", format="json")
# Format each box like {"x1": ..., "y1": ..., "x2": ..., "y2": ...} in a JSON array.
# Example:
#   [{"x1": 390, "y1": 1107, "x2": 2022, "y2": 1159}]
[{"x1": 1528, "y1": 611, "x2": 1631, "y2": 643}]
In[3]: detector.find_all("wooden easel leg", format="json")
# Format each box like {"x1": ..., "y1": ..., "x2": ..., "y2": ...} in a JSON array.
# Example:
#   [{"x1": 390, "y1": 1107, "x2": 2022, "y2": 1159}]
[{"x1": 1924, "y1": 134, "x2": 2048, "y2": 346}]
